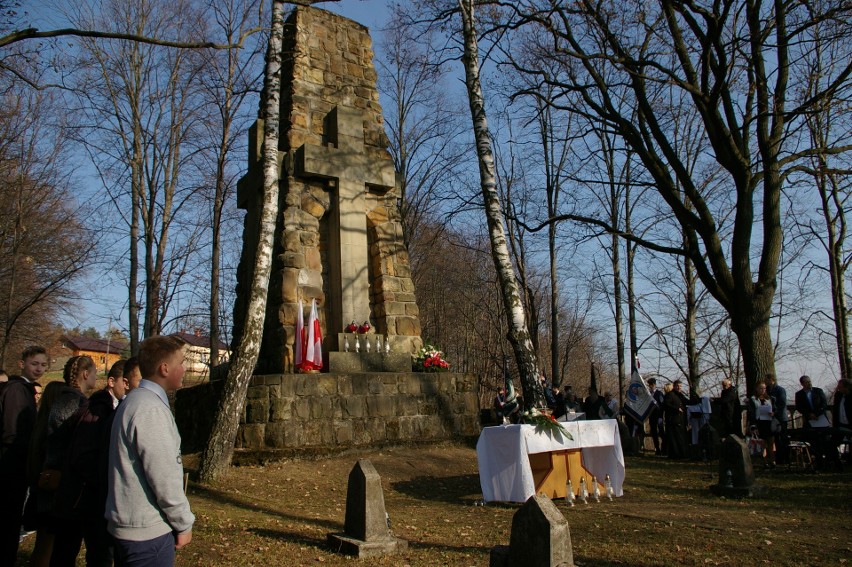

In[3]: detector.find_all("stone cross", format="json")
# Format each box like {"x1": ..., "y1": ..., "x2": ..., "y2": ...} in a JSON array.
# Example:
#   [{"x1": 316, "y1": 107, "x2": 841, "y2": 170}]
[
  {"x1": 296, "y1": 106, "x2": 395, "y2": 335},
  {"x1": 327, "y1": 459, "x2": 407, "y2": 558}
]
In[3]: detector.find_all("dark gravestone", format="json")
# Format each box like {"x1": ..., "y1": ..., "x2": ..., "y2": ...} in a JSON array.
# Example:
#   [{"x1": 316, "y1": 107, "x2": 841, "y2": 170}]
[
  {"x1": 709, "y1": 435, "x2": 766, "y2": 498},
  {"x1": 617, "y1": 420, "x2": 639, "y2": 456},
  {"x1": 699, "y1": 423, "x2": 720, "y2": 460},
  {"x1": 490, "y1": 494, "x2": 576, "y2": 567},
  {"x1": 327, "y1": 459, "x2": 407, "y2": 557}
]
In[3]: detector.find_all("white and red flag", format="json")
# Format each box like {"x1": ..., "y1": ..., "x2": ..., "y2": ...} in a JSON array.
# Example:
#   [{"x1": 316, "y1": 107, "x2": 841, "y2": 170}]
[
  {"x1": 294, "y1": 299, "x2": 305, "y2": 370},
  {"x1": 304, "y1": 298, "x2": 323, "y2": 371}
]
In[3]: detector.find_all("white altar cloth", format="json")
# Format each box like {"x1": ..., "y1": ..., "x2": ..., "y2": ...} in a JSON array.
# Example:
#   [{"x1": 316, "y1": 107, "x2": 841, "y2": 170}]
[{"x1": 476, "y1": 421, "x2": 625, "y2": 503}]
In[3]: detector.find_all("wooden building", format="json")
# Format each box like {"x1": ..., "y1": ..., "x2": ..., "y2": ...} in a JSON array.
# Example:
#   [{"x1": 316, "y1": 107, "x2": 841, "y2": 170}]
[{"x1": 60, "y1": 335, "x2": 128, "y2": 375}]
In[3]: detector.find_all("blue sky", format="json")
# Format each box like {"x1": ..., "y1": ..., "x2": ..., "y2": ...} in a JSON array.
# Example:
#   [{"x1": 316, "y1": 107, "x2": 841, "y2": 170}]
[{"x1": 323, "y1": 0, "x2": 392, "y2": 29}]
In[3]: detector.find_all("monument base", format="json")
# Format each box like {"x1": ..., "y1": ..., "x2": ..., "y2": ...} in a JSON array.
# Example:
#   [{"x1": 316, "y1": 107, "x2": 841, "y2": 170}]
[
  {"x1": 327, "y1": 351, "x2": 411, "y2": 373},
  {"x1": 327, "y1": 533, "x2": 408, "y2": 558},
  {"x1": 709, "y1": 483, "x2": 767, "y2": 498}
]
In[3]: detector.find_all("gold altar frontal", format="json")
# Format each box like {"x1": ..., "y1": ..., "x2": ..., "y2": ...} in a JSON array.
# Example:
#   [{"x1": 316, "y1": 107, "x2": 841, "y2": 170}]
[{"x1": 528, "y1": 449, "x2": 605, "y2": 498}]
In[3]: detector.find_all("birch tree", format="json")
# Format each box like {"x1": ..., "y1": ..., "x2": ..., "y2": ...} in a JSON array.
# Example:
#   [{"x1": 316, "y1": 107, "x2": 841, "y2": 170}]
[
  {"x1": 198, "y1": 0, "x2": 341, "y2": 481},
  {"x1": 458, "y1": 0, "x2": 544, "y2": 408}
]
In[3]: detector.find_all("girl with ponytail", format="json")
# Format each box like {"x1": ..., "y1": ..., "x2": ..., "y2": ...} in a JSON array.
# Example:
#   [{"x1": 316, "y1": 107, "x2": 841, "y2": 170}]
[{"x1": 40, "y1": 355, "x2": 98, "y2": 565}]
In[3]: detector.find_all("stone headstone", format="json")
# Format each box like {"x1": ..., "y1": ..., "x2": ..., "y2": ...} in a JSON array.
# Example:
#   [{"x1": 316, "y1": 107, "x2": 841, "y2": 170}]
[
  {"x1": 699, "y1": 422, "x2": 720, "y2": 460},
  {"x1": 490, "y1": 494, "x2": 575, "y2": 567},
  {"x1": 234, "y1": 6, "x2": 423, "y2": 373},
  {"x1": 328, "y1": 459, "x2": 407, "y2": 558},
  {"x1": 617, "y1": 420, "x2": 639, "y2": 456},
  {"x1": 709, "y1": 435, "x2": 766, "y2": 497}
]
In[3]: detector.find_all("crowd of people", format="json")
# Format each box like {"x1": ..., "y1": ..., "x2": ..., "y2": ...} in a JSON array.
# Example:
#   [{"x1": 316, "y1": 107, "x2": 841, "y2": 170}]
[
  {"x1": 493, "y1": 370, "x2": 852, "y2": 471},
  {"x1": 0, "y1": 336, "x2": 195, "y2": 566}
]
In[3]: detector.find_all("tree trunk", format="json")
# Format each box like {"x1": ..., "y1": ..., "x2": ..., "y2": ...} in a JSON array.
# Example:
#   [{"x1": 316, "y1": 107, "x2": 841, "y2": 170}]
[
  {"x1": 808, "y1": 48, "x2": 851, "y2": 382},
  {"x1": 198, "y1": 0, "x2": 286, "y2": 483},
  {"x1": 549, "y1": 212, "x2": 559, "y2": 385},
  {"x1": 822, "y1": 173, "x2": 852, "y2": 382},
  {"x1": 611, "y1": 229, "x2": 625, "y2": 403},
  {"x1": 129, "y1": 47, "x2": 143, "y2": 355},
  {"x1": 458, "y1": 0, "x2": 543, "y2": 409},
  {"x1": 684, "y1": 254, "x2": 699, "y2": 393},
  {"x1": 730, "y1": 312, "x2": 775, "y2": 398},
  {"x1": 210, "y1": 93, "x2": 232, "y2": 367},
  {"x1": 626, "y1": 239, "x2": 638, "y2": 375}
]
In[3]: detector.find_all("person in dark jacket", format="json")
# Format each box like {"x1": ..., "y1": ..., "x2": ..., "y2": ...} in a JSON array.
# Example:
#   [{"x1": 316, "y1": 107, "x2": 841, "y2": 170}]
[
  {"x1": 46, "y1": 355, "x2": 100, "y2": 567},
  {"x1": 0, "y1": 345, "x2": 44, "y2": 565},
  {"x1": 765, "y1": 373, "x2": 789, "y2": 464},
  {"x1": 551, "y1": 386, "x2": 568, "y2": 419},
  {"x1": 663, "y1": 380, "x2": 689, "y2": 459},
  {"x1": 583, "y1": 387, "x2": 612, "y2": 420},
  {"x1": 831, "y1": 378, "x2": 852, "y2": 472},
  {"x1": 647, "y1": 378, "x2": 666, "y2": 454},
  {"x1": 794, "y1": 375, "x2": 836, "y2": 471},
  {"x1": 718, "y1": 379, "x2": 743, "y2": 438},
  {"x1": 26, "y1": 380, "x2": 66, "y2": 567}
]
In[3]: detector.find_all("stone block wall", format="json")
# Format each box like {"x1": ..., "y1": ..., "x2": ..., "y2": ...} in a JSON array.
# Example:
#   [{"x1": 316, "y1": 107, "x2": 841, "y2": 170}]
[{"x1": 175, "y1": 372, "x2": 481, "y2": 455}]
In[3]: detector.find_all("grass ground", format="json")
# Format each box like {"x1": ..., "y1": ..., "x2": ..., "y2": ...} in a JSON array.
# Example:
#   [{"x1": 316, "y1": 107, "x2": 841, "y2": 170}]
[{"x1": 17, "y1": 442, "x2": 850, "y2": 566}]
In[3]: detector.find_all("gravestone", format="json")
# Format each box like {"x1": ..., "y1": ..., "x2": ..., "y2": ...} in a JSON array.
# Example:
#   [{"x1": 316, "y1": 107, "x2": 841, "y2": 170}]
[
  {"x1": 234, "y1": 6, "x2": 422, "y2": 373},
  {"x1": 327, "y1": 459, "x2": 407, "y2": 558},
  {"x1": 490, "y1": 494, "x2": 575, "y2": 567},
  {"x1": 709, "y1": 435, "x2": 766, "y2": 497},
  {"x1": 617, "y1": 420, "x2": 639, "y2": 456}
]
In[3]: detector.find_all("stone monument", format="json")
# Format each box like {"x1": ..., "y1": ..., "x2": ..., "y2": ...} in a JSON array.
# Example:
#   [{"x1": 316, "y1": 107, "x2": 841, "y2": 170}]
[
  {"x1": 174, "y1": 6, "x2": 480, "y2": 456},
  {"x1": 234, "y1": 6, "x2": 423, "y2": 373},
  {"x1": 490, "y1": 494, "x2": 576, "y2": 567},
  {"x1": 328, "y1": 459, "x2": 408, "y2": 558},
  {"x1": 709, "y1": 435, "x2": 766, "y2": 498}
]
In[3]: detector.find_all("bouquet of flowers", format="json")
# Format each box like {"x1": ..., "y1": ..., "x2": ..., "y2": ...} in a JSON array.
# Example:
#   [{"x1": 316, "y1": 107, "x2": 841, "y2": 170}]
[
  {"x1": 522, "y1": 407, "x2": 572, "y2": 438},
  {"x1": 412, "y1": 344, "x2": 450, "y2": 372}
]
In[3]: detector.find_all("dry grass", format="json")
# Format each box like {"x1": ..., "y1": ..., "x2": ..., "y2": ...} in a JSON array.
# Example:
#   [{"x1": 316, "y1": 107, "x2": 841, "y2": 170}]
[{"x1": 17, "y1": 443, "x2": 851, "y2": 566}]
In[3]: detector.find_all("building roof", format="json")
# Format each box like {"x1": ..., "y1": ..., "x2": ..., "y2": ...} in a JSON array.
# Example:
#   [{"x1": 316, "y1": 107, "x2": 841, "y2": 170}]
[
  {"x1": 63, "y1": 335, "x2": 128, "y2": 354},
  {"x1": 171, "y1": 332, "x2": 229, "y2": 350}
]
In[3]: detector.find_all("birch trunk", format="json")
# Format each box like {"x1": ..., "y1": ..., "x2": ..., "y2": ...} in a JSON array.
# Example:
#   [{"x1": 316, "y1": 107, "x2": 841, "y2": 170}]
[
  {"x1": 819, "y1": 169, "x2": 852, "y2": 382},
  {"x1": 198, "y1": 0, "x2": 286, "y2": 482},
  {"x1": 458, "y1": 0, "x2": 544, "y2": 409},
  {"x1": 611, "y1": 229, "x2": 625, "y2": 401}
]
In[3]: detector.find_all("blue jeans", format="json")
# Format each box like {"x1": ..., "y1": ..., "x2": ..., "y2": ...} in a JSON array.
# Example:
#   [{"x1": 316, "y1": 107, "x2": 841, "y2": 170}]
[{"x1": 114, "y1": 532, "x2": 175, "y2": 567}]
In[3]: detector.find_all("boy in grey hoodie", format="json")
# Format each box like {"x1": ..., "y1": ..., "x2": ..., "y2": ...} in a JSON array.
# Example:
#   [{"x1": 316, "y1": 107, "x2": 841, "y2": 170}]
[{"x1": 106, "y1": 335, "x2": 194, "y2": 565}]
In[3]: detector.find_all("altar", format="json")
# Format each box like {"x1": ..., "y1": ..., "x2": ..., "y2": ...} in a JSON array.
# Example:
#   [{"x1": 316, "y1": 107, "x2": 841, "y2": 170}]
[{"x1": 476, "y1": 421, "x2": 625, "y2": 503}]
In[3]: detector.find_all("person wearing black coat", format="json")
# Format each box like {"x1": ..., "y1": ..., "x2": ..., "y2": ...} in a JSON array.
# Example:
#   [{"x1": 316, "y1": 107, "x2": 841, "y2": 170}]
[
  {"x1": 765, "y1": 374, "x2": 789, "y2": 464},
  {"x1": 718, "y1": 379, "x2": 743, "y2": 438},
  {"x1": 663, "y1": 380, "x2": 689, "y2": 459},
  {"x1": 551, "y1": 386, "x2": 568, "y2": 419},
  {"x1": 647, "y1": 378, "x2": 666, "y2": 454},
  {"x1": 831, "y1": 379, "x2": 852, "y2": 472},
  {"x1": 584, "y1": 388, "x2": 612, "y2": 420},
  {"x1": 794, "y1": 375, "x2": 837, "y2": 471}
]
